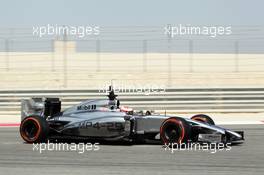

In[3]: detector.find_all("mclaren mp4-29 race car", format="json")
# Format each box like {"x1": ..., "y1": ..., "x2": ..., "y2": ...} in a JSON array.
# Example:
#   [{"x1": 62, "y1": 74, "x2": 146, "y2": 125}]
[{"x1": 19, "y1": 86, "x2": 244, "y2": 145}]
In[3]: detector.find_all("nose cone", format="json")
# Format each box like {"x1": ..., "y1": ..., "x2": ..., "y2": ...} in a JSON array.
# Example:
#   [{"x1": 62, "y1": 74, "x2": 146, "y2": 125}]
[{"x1": 226, "y1": 130, "x2": 244, "y2": 142}]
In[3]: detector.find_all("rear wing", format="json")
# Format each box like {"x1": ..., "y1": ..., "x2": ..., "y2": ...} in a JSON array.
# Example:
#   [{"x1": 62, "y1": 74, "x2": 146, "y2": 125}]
[
  {"x1": 21, "y1": 97, "x2": 61, "y2": 120},
  {"x1": 21, "y1": 98, "x2": 44, "y2": 120}
]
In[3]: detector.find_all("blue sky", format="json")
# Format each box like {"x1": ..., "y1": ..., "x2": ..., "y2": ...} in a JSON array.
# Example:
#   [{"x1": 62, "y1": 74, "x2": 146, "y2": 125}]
[
  {"x1": 0, "y1": 0, "x2": 263, "y2": 53},
  {"x1": 0, "y1": 0, "x2": 263, "y2": 27}
]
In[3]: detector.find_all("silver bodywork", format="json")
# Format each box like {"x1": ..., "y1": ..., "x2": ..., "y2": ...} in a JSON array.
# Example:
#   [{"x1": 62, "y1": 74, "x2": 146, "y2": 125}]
[{"x1": 21, "y1": 94, "x2": 244, "y2": 143}]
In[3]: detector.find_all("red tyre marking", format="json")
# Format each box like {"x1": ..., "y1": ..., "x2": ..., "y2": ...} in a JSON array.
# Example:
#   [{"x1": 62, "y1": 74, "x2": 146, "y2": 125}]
[
  {"x1": 160, "y1": 118, "x2": 185, "y2": 144},
  {"x1": 192, "y1": 117, "x2": 207, "y2": 123},
  {"x1": 20, "y1": 117, "x2": 41, "y2": 143}
]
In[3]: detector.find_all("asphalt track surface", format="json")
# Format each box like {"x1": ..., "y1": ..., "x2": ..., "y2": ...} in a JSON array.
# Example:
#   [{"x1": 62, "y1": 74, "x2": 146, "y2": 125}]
[{"x1": 0, "y1": 125, "x2": 263, "y2": 175}]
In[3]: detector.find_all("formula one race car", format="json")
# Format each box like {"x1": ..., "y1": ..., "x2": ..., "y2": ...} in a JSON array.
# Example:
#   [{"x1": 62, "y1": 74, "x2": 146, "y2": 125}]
[{"x1": 20, "y1": 86, "x2": 244, "y2": 144}]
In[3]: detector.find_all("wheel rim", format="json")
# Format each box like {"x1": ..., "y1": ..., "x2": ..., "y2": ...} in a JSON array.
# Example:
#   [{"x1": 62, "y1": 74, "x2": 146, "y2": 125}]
[{"x1": 164, "y1": 123, "x2": 181, "y2": 142}]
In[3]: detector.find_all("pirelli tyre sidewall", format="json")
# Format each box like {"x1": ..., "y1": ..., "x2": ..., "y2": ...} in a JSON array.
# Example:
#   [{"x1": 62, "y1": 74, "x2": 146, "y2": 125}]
[
  {"x1": 160, "y1": 117, "x2": 191, "y2": 144},
  {"x1": 20, "y1": 115, "x2": 49, "y2": 143},
  {"x1": 191, "y1": 114, "x2": 215, "y2": 125}
]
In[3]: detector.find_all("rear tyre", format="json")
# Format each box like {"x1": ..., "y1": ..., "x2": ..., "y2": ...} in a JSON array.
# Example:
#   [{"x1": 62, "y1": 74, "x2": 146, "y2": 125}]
[
  {"x1": 191, "y1": 114, "x2": 215, "y2": 125},
  {"x1": 20, "y1": 115, "x2": 49, "y2": 143},
  {"x1": 160, "y1": 117, "x2": 190, "y2": 144}
]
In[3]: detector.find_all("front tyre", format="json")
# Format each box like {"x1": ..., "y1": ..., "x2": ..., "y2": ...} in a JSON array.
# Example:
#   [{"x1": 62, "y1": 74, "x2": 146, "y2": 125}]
[
  {"x1": 191, "y1": 114, "x2": 215, "y2": 125},
  {"x1": 160, "y1": 117, "x2": 190, "y2": 144},
  {"x1": 20, "y1": 116, "x2": 49, "y2": 143}
]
